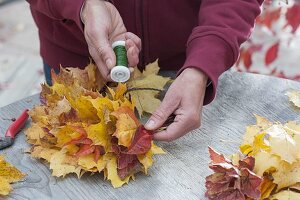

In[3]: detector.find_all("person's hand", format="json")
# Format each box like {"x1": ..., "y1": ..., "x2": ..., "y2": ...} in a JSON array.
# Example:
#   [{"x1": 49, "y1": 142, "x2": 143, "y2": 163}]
[
  {"x1": 144, "y1": 68, "x2": 208, "y2": 141},
  {"x1": 81, "y1": 0, "x2": 141, "y2": 80}
]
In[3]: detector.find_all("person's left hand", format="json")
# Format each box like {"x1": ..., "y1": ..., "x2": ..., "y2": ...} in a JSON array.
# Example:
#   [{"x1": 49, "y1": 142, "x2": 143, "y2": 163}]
[{"x1": 144, "y1": 68, "x2": 208, "y2": 141}]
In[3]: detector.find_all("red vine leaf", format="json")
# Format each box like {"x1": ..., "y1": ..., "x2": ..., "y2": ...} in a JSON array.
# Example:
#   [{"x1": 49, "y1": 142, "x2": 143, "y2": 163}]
[{"x1": 265, "y1": 42, "x2": 279, "y2": 66}]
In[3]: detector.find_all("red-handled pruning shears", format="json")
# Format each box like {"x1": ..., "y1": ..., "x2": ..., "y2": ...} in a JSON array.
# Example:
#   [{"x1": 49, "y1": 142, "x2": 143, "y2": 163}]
[{"x1": 0, "y1": 109, "x2": 29, "y2": 150}]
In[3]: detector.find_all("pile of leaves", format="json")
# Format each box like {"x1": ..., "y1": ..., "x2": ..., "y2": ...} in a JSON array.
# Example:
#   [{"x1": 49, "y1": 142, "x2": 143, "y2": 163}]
[
  {"x1": 0, "y1": 155, "x2": 25, "y2": 196},
  {"x1": 205, "y1": 148, "x2": 262, "y2": 200},
  {"x1": 25, "y1": 61, "x2": 169, "y2": 188},
  {"x1": 206, "y1": 89, "x2": 300, "y2": 199}
]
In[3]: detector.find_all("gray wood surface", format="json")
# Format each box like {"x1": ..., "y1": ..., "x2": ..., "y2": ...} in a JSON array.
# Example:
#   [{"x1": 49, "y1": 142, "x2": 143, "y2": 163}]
[{"x1": 0, "y1": 71, "x2": 300, "y2": 200}]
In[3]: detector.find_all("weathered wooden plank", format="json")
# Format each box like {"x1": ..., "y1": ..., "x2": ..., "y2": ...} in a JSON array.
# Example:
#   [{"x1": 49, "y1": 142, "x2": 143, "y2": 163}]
[{"x1": 0, "y1": 71, "x2": 300, "y2": 200}]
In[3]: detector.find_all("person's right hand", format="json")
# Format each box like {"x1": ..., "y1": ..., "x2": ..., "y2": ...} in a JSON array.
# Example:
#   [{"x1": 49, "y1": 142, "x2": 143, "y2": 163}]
[{"x1": 81, "y1": 0, "x2": 141, "y2": 80}]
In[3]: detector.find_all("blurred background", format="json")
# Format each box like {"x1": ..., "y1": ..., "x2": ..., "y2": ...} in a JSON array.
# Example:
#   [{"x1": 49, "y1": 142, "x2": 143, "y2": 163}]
[{"x1": 0, "y1": 0, "x2": 300, "y2": 107}]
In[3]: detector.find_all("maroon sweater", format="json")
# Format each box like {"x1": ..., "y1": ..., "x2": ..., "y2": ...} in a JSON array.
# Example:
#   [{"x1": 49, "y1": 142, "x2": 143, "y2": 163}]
[{"x1": 27, "y1": 0, "x2": 263, "y2": 104}]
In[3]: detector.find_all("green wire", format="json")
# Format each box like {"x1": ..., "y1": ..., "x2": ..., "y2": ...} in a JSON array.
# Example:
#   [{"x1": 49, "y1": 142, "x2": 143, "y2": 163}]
[{"x1": 113, "y1": 45, "x2": 128, "y2": 67}]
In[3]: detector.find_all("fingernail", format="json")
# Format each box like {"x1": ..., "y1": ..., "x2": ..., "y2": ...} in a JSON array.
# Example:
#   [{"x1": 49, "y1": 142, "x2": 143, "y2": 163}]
[
  {"x1": 145, "y1": 119, "x2": 155, "y2": 130},
  {"x1": 106, "y1": 59, "x2": 113, "y2": 68}
]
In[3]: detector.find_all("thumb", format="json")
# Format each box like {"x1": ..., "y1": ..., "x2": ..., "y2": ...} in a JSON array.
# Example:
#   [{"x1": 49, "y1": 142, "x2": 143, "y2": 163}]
[
  {"x1": 95, "y1": 34, "x2": 116, "y2": 70},
  {"x1": 144, "y1": 97, "x2": 178, "y2": 131}
]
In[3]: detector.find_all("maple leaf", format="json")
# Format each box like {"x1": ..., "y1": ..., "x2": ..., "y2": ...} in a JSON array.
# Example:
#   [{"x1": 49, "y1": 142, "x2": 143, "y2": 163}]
[
  {"x1": 126, "y1": 125, "x2": 153, "y2": 155},
  {"x1": 137, "y1": 142, "x2": 165, "y2": 174},
  {"x1": 0, "y1": 155, "x2": 26, "y2": 196},
  {"x1": 127, "y1": 59, "x2": 171, "y2": 116},
  {"x1": 112, "y1": 107, "x2": 140, "y2": 147},
  {"x1": 265, "y1": 42, "x2": 279, "y2": 66},
  {"x1": 270, "y1": 190, "x2": 300, "y2": 200},
  {"x1": 284, "y1": 4, "x2": 300, "y2": 34},
  {"x1": 205, "y1": 147, "x2": 262, "y2": 200},
  {"x1": 105, "y1": 155, "x2": 132, "y2": 188},
  {"x1": 239, "y1": 115, "x2": 300, "y2": 196},
  {"x1": 286, "y1": 90, "x2": 300, "y2": 108},
  {"x1": 266, "y1": 124, "x2": 298, "y2": 164},
  {"x1": 253, "y1": 151, "x2": 281, "y2": 177},
  {"x1": 49, "y1": 149, "x2": 81, "y2": 178}
]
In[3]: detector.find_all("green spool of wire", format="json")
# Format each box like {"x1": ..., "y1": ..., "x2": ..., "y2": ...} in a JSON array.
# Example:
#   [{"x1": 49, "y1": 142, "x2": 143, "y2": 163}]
[{"x1": 110, "y1": 41, "x2": 131, "y2": 82}]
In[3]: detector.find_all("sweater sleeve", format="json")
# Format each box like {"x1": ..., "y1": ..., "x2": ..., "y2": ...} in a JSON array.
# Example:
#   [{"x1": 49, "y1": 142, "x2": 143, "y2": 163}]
[
  {"x1": 26, "y1": 0, "x2": 85, "y2": 30},
  {"x1": 179, "y1": 0, "x2": 263, "y2": 105}
]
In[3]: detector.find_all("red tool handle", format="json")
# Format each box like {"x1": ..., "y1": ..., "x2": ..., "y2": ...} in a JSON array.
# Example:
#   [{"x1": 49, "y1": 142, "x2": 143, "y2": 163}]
[{"x1": 5, "y1": 109, "x2": 29, "y2": 138}]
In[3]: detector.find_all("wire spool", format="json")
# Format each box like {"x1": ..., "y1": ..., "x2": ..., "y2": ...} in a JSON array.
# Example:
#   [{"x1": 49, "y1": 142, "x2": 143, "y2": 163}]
[{"x1": 110, "y1": 41, "x2": 131, "y2": 82}]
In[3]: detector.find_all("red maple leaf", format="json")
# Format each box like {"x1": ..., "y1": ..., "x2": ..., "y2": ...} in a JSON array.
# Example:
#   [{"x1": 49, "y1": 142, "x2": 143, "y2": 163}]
[
  {"x1": 265, "y1": 42, "x2": 279, "y2": 66},
  {"x1": 117, "y1": 153, "x2": 142, "y2": 179},
  {"x1": 285, "y1": 4, "x2": 300, "y2": 34},
  {"x1": 125, "y1": 125, "x2": 153, "y2": 155},
  {"x1": 110, "y1": 125, "x2": 153, "y2": 179}
]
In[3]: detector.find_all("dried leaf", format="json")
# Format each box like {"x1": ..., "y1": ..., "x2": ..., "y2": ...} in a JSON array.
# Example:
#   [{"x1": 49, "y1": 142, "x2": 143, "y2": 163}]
[
  {"x1": 286, "y1": 90, "x2": 300, "y2": 108},
  {"x1": 126, "y1": 125, "x2": 153, "y2": 155},
  {"x1": 127, "y1": 60, "x2": 170, "y2": 116},
  {"x1": 205, "y1": 147, "x2": 262, "y2": 200},
  {"x1": 260, "y1": 175, "x2": 277, "y2": 199},
  {"x1": 267, "y1": 124, "x2": 298, "y2": 164},
  {"x1": 270, "y1": 189, "x2": 300, "y2": 200},
  {"x1": 112, "y1": 107, "x2": 140, "y2": 147},
  {"x1": 0, "y1": 155, "x2": 26, "y2": 196}
]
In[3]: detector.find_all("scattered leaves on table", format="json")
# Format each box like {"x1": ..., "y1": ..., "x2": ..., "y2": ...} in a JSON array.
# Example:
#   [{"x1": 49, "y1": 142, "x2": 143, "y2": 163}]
[
  {"x1": 0, "y1": 155, "x2": 26, "y2": 196},
  {"x1": 207, "y1": 111, "x2": 300, "y2": 199},
  {"x1": 26, "y1": 62, "x2": 167, "y2": 188}
]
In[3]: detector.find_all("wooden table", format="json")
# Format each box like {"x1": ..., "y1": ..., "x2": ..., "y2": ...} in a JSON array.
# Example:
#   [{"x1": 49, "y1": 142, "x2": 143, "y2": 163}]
[{"x1": 1, "y1": 71, "x2": 300, "y2": 200}]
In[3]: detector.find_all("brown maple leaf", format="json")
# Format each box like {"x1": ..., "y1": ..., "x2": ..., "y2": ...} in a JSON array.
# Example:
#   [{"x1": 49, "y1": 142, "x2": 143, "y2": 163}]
[{"x1": 206, "y1": 147, "x2": 262, "y2": 200}]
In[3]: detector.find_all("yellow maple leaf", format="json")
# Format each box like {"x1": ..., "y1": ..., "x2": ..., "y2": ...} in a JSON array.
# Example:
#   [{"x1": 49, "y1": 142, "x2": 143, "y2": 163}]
[
  {"x1": 88, "y1": 96, "x2": 114, "y2": 123},
  {"x1": 240, "y1": 132, "x2": 270, "y2": 156},
  {"x1": 0, "y1": 176, "x2": 11, "y2": 196},
  {"x1": 77, "y1": 154, "x2": 97, "y2": 171},
  {"x1": 106, "y1": 156, "x2": 131, "y2": 188},
  {"x1": 272, "y1": 160, "x2": 300, "y2": 190},
  {"x1": 267, "y1": 124, "x2": 298, "y2": 164},
  {"x1": 112, "y1": 107, "x2": 140, "y2": 147},
  {"x1": 253, "y1": 151, "x2": 281, "y2": 176},
  {"x1": 127, "y1": 60, "x2": 171, "y2": 116},
  {"x1": 86, "y1": 123, "x2": 110, "y2": 150},
  {"x1": 286, "y1": 90, "x2": 300, "y2": 108},
  {"x1": 49, "y1": 150, "x2": 81, "y2": 178},
  {"x1": 25, "y1": 123, "x2": 47, "y2": 145},
  {"x1": 241, "y1": 114, "x2": 272, "y2": 145},
  {"x1": 66, "y1": 63, "x2": 105, "y2": 91},
  {"x1": 270, "y1": 189, "x2": 300, "y2": 200},
  {"x1": 28, "y1": 106, "x2": 49, "y2": 126},
  {"x1": 31, "y1": 146, "x2": 59, "y2": 162},
  {"x1": 0, "y1": 155, "x2": 26, "y2": 196},
  {"x1": 138, "y1": 143, "x2": 165, "y2": 174}
]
